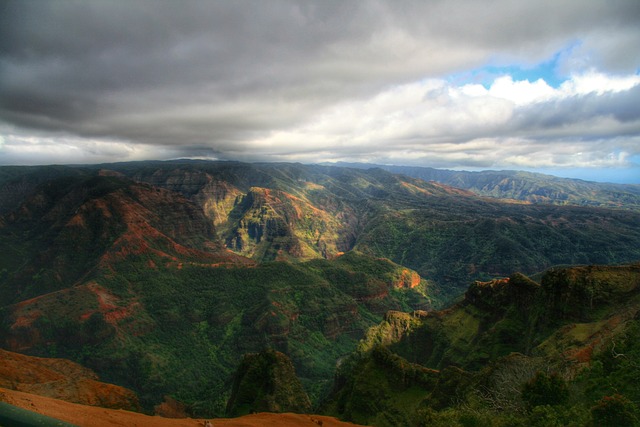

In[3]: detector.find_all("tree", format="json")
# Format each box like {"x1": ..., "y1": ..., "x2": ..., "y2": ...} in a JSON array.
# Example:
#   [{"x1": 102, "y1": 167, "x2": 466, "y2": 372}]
[
  {"x1": 590, "y1": 394, "x2": 638, "y2": 427},
  {"x1": 521, "y1": 372, "x2": 569, "y2": 409}
]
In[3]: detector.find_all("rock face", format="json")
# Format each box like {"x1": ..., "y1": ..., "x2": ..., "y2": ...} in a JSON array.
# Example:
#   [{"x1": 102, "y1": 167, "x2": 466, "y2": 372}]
[
  {"x1": 540, "y1": 264, "x2": 640, "y2": 322},
  {"x1": 225, "y1": 187, "x2": 310, "y2": 260},
  {"x1": 0, "y1": 174, "x2": 250, "y2": 304},
  {"x1": 464, "y1": 272, "x2": 540, "y2": 311},
  {"x1": 0, "y1": 349, "x2": 140, "y2": 411},
  {"x1": 2, "y1": 161, "x2": 640, "y2": 420},
  {"x1": 127, "y1": 163, "x2": 357, "y2": 262},
  {"x1": 324, "y1": 263, "x2": 640, "y2": 427},
  {"x1": 226, "y1": 349, "x2": 312, "y2": 417}
]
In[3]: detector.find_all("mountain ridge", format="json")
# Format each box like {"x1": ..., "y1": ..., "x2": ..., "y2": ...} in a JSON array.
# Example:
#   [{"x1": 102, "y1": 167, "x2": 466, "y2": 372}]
[
  {"x1": 330, "y1": 161, "x2": 640, "y2": 211},
  {"x1": 323, "y1": 262, "x2": 640, "y2": 426},
  {"x1": 1, "y1": 160, "x2": 639, "y2": 421},
  {"x1": 3, "y1": 160, "x2": 640, "y2": 305}
]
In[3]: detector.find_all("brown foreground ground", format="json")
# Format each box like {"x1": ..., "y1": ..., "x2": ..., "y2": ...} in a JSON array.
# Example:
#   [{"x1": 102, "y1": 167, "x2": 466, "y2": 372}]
[{"x1": 0, "y1": 387, "x2": 365, "y2": 427}]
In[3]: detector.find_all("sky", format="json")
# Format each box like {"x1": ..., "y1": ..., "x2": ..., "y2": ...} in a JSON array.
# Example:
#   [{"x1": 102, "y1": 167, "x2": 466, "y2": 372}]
[{"x1": 1, "y1": 1, "x2": 640, "y2": 183}]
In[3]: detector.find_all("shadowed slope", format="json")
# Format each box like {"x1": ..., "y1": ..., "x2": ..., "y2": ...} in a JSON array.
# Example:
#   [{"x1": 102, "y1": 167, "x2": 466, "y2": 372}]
[{"x1": 324, "y1": 263, "x2": 640, "y2": 426}]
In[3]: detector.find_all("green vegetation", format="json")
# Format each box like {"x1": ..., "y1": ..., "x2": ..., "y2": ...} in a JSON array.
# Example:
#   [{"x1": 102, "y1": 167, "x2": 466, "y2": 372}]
[
  {"x1": 103, "y1": 161, "x2": 640, "y2": 305},
  {"x1": 3, "y1": 161, "x2": 640, "y2": 308},
  {"x1": 521, "y1": 372, "x2": 569, "y2": 409},
  {"x1": 372, "y1": 163, "x2": 640, "y2": 211},
  {"x1": 226, "y1": 349, "x2": 311, "y2": 416},
  {"x1": 591, "y1": 394, "x2": 639, "y2": 427},
  {"x1": 1, "y1": 161, "x2": 640, "y2": 423},
  {"x1": 324, "y1": 264, "x2": 640, "y2": 426},
  {"x1": 1, "y1": 247, "x2": 428, "y2": 416},
  {"x1": 0, "y1": 401, "x2": 78, "y2": 427},
  {"x1": 355, "y1": 206, "x2": 640, "y2": 305}
]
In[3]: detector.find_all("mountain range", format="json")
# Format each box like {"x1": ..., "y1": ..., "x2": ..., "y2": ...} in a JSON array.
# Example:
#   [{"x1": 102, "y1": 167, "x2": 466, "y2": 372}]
[
  {"x1": 0, "y1": 160, "x2": 639, "y2": 425},
  {"x1": 332, "y1": 162, "x2": 640, "y2": 211}
]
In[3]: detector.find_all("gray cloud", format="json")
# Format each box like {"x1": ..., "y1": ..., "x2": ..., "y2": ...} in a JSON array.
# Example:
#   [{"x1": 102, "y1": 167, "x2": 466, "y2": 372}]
[
  {"x1": 512, "y1": 85, "x2": 640, "y2": 137},
  {"x1": 1, "y1": 0, "x2": 639, "y2": 176}
]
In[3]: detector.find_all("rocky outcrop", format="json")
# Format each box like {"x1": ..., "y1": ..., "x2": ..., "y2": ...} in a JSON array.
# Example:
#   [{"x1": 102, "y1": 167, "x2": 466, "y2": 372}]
[
  {"x1": 226, "y1": 349, "x2": 311, "y2": 417},
  {"x1": 394, "y1": 269, "x2": 422, "y2": 289},
  {"x1": 465, "y1": 272, "x2": 539, "y2": 312},
  {"x1": 541, "y1": 264, "x2": 640, "y2": 322},
  {"x1": 358, "y1": 311, "x2": 425, "y2": 352},
  {"x1": 324, "y1": 264, "x2": 640, "y2": 426},
  {"x1": 225, "y1": 187, "x2": 346, "y2": 261}
]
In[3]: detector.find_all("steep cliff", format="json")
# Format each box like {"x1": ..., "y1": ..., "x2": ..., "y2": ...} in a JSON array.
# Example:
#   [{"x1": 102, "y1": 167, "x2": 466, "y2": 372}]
[
  {"x1": 0, "y1": 174, "x2": 252, "y2": 304},
  {"x1": 124, "y1": 164, "x2": 360, "y2": 261},
  {"x1": 225, "y1": 187, "x2": 345, "y2": 261},
  {"x1": 2, "y1": 161, "x2": 640, "y2": 421},
  {"x1": 90, "y1": 160, "x2": 640, "y2": 307},
  {"x1": 325, "y1": 263, "x2": 640, "y2": 426}
]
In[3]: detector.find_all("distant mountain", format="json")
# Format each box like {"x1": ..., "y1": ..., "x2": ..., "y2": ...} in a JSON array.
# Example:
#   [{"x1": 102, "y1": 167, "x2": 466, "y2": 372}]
[
  {"x1": 0, "y1": 165, "x2": 89, "y2": 215},
  {"x1": 99, "y1": 160, "x2": 640, "y2": 301},
  {"x1": 2, "y1": 160, "x2": 640, "y2": 306},
  {"x1": 331, "y1": 162, "x2": 640, "y2": 210},
  {"x1": 105, "y1": 160, "x2": 474, "y2": 262},
  {"x1": 0, "y1": 172, "x2": 245, "y2": 304}
]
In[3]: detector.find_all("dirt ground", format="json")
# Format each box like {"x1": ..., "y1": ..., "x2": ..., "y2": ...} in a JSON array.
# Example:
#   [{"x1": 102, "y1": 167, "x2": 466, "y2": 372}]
[{"x1": 0, "y1": 387, "x2": 365, "y2": 427}]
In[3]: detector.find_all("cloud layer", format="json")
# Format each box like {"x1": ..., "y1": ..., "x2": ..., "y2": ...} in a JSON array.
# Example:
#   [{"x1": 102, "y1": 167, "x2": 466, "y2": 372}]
[{"x1": 1, "y1": 0, "x2": 639, "y2": 179}]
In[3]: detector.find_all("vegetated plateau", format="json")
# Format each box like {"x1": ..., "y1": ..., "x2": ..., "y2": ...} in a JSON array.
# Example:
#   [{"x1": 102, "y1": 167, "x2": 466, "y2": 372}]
[{"x1": 0, "y1": 160, "x2": 639, "y2": 426}]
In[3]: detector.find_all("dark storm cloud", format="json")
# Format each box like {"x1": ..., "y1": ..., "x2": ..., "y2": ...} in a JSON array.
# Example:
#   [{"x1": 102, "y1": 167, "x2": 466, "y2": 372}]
[
  {"x1": 0, "y1": 0, "x2": 639, "y2": 169},
  {"x1": 513, "y1": 85, "x2": 640, "y2": 137}
]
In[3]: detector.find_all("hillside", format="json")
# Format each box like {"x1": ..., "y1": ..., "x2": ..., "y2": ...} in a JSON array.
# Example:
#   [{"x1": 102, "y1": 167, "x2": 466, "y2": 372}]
[
  {"x1": 104, "y1": 160, "x2": 640, "y2": 301},
  {"x1": 0, "y1": 348, "x2": 139, "y2": 410},
  {"x1": 226, "y1": 349, "x2": 312, "y2": 417},
  {"x1": 0, "y1": 387, "x2": 364, "y2": 427},
  {"x1": 0, "y1": 165, "x2": 432, "y2": 415},
  {"x1": 323, "y1": 263, "x2": 640, "y2": 426},
  {"x1": 0, "y1": 173, "x2": 248, "y2": 305},
  {"x1": 335, "y1": 162, "x2": 640, "y2": 211},
  {"x1": 1, "y1": 160, "x2": 640, "y2": 419}
]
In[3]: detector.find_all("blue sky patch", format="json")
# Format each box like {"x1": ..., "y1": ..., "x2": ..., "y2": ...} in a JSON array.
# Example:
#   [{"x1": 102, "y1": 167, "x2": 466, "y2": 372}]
[{"x1": 448, "y1": 44, "x2": 580, "y2": 89}]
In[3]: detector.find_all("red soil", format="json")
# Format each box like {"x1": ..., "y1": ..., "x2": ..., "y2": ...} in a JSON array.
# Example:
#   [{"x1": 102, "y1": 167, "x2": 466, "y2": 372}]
[{"x1": 0, "y1": 388, "x2": 367, "y2": 427}]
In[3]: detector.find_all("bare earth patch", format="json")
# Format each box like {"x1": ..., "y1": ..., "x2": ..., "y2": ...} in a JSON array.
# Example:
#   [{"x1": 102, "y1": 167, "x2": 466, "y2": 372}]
[{"x1": 0, "y1": 388, "x2": 366, "y2": 427}]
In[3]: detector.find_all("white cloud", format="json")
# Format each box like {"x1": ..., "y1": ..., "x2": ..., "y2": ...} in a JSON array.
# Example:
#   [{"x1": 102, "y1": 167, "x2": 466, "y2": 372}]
[
  {"x1": 2, "y1": 69, "x2": 638, "y2": 171},
  {"x1": 460, "y1": 84, "x2": 489, "y2": 97},
  {"x1": 560, "y1": 70, "x2": 640, "y2": 95},
  {"x1": 0, "y1": 125, "x2": 184, "y2": 165},
  {"x1": 1, "y1": 1, "x2": 639, "y2": 179},
  {"x1": 488, "y1": 76, "x2": 556, "y2": 105},
  {"x1": 241, "y1": 71, "x2": 640, "y2": 169}
]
